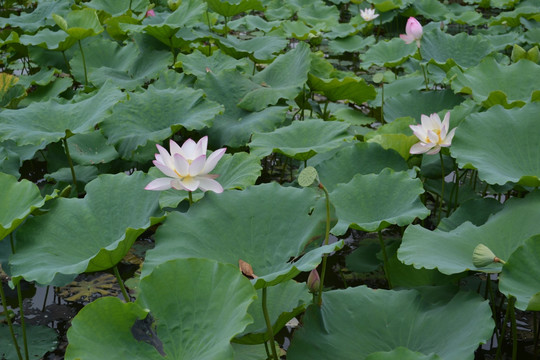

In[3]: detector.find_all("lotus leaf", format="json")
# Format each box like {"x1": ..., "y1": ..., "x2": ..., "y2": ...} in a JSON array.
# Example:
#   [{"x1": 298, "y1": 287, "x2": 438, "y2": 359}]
[
  {"x1": 212, "y1": 35, "x2": 289, "y2": 62},
  {"x1": 399, "y1": 191, "x2": 540, "y2": 275},
  {"x1": 177, "y1": 49, "x2": 252, "y2": 77},
  {"x1": 366, "y1": 347, "x2": 442, "y2": 360},
  {"x1": 0, "y1": 325, "x2": 58, "y2": 360},
  {"x1": 9, "y1": 172, "x2": 164, "y2": 286},
  {"x1": 437, "y1": 198, "x2": 504, "y2": 232},
  {"x1": 206, "y1": 0, "x2": 264, "y2": 17},
  {"x1": 85, "y1": 0, "x2": 150, "y2": 17},
  {"x1": 142, "y1": 183, "x2": 344, "y2": 288},
  {"x1": 360, "y1": 37, "x2": 417, "y2": 69},
  {"x1": 0, "y1": 0, "x2": 70, "y2": 32},
  {"x1": 52, "y1": 8, "x2": 104, "y2": 40},
  {"x1": 65, "y1": 258, "x2": 256, "y2": 360},
  {"x1": 66, "y1": 132, "x2": 120, "y2": 166},
  {"x1": 330, "y1": 169, "x2": 430, "y2": 235},
  {"x1": 287, "y1": 286, "x2": 493, "y2": 360},
  {"x1": 308, "y1": 75, "x2": 376, "y2": 104}
]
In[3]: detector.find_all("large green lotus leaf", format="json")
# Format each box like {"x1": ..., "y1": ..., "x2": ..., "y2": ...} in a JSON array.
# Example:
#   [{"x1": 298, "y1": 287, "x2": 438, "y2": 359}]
[
  {"x1": 0, "y1": 325, "x2": 58, "y2": 360},
  {"x1": 18, "y1": 28, "x2": 76, "y2": 51},
  {"x1": 360, "y1": 38, "x2": 417, "y2": 69},
  {"x1": 249, "y1": 119, "x2": 352, "y2": 161},
  {"x1": 287, "y1": 286, "x2": 493, "y2": 360},
  {"x1": 371, "y1": 76, "x2": 425, "y2": 107},
  {"x1": 235, "y1": 280, "x2": 311, "y2": 344},
  {"x1": 330, "y1": 169, "x2": 430, "y2": 235},
  {"x1": 232, "y1": 343, "x2": 273, "y2": 360},
  {"x1": 101, "y1": 86, "x2": 222, "y2": 158},
  {"x1": 53, "y1": 8, "x2": 104, "y2": 40},
  {"x1": 383, "y1": 89, "x2": 465, "y2": 124},
  {"x1": 0, "y1": 172, "x2": 57, "y2": 241},
  {"x1": 366, "y1": 347, "x2": 442, "y2": 360},
  {"x1": 308, "y1": 74, "x2": 376, "y2": 104},
  {"x1": 314, "y1": 142, "x2": 408, "y2": 192},
  {"x1": 451, "y1": 103, "x2": 540, "y2": 186},
  {"x1": 0, "y1": 82, "x2": 124, "y2": 147},
  {"x1": 196, "y1": 69, "x2": 287, "y2": 147},
  {"x1": 212, "y1": 35, "x2": 289, "y2": 62},
  {"x1": 177, "y1": 49, "x2": 251, "y2": 77},
  {"x1": 277, "y1": 20, "x2": 322, "y2": 41},
  {"x1": 412, "y1": 0, "x2": 447, "y2": 20},
  {"x1": 0, "y1": 140, "x2": 46, "y2": 178},
  {"x1": 399, "y1": 191, "x2": 540, "y2": 275},
  {"x1": 437, "y1": 198, "x2": 504, "y2": 232},
  {"x1": 421, "y1": 29, "x2": 492, "y2": 71},
  {"x1": 67, "y1": 132, "x2": 120, "y2": 165},
  {"x1": 154, "y1": 152, "x2": 262, "y2": 209},
  {"x1": 66, "y1": 258, "x2": 256, "y2": 360},
  {"x1": 9, "y1": 172, "x2": 164, "y2": 286},
  {"x1": 206, "y1": 0, "x2": 263, "y2": 17},
  {"x1": 142, "y1": 183, "x2": 344, "y2": 289},
  {"x1": 69, "y1": 36, "x2": 172, "y2": 90},
  {"x1": 86, "y1": 0, "x2": 149, "y2": 17},
  {"x1": 499, "y1": 235, "x2": 540, "y2": 311},
  {"x1": 0, "y1": 0, "x2": 70, "y2": 32},
  {"x1": 297, "y1": 2, "x2": 339, "y2": 29},
  {"x1": 328, "y1": 35, "x2": 376, "y2": 55},
  {"x1": 451, "y1": 57, "x2": 540, "y2": 108},
  {"x1": 238, "y1": 42, "x2": 311, "y2": 112}
]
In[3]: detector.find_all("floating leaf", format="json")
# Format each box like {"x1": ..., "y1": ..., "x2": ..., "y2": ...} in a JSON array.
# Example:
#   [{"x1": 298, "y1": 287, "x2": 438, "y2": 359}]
[
  {"x1": 85, "y1": 0, "x2": 150, "y2": 17},
  {"x1": 0, "y1": 325, "x2": 58, "y2": 360},
  {"x1": 65, "y1": 258, "x2": 256, "y2": 360},
  {"x1": 308, "y1": 75, "x2": 376, "y2": 104},
  {"x1": 360, "y1": 38, "x2": 417, "y2": 69},
  {"x1": 9, "y1": 172, "x2": 164, "y2": 286},
  {"x1": 177, "y1": 49, "x2": 251, "y2": 77},
  {"x1": 287, "y1": 286, "x2": 493, "y2": 360},
  {"x1": 206, "y1": 0, "x2": 263, "y2": 17},
  {"x1": 213, "y1": 35, "x2": 289, "y2": 62},
  {"x1": 57, "y1": 273, "x2": 120, "y2": 302}
]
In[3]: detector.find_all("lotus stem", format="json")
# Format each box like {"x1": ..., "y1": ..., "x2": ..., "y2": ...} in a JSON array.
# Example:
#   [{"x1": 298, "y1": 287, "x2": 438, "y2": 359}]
[
  {"x1": 188, "y1": 191, "x2": 193, "y2": 205},
  {"x1": 534, "y1": 312, "x2": 539, "y2": 357},
  {"x1": 510, "y1": 296, "x2": 517, "y2": 360},
  {"x1": 316, "y1": 183, "x2": 331, "y2": 306},
  {"x1": 77, "y1": 40, "x2": 88, "y2": 86},
  {"x1": 496, "y1": 296, "x2": 516, "y2": 360},
  {"x1": 113, "y1": 265, "x2": 130, "y2": 303},
  {"x1": 380, "y1": 83, "x2": 385, "y2": 124},
  {"x1": 61, "y1": 50, "x2": 71, "y2": 74},
  {"x1": 0, "y1": 279, "x2": 23, "y2": 360},
  {"x1": 378, "y1": 230, "x2": 393, "y2": 289},
  {"x1": 16, "y1": 284, "x2": 29, "y2": 360},
  {"x1": 41, "y1": 285, "x2": 50, "y2": 312},
  {"x1": 421, "y1": 64, "x2": 429, "y2": 91},
  {"x1": 262, "y1": 287, "x2": 279, "y2": 360},
  {"x1": 437, "y1": 152, "x2": 445, "y2": 226},
  {"x1": 62, "y1": 137, "x2": 78, "y2": 196}
]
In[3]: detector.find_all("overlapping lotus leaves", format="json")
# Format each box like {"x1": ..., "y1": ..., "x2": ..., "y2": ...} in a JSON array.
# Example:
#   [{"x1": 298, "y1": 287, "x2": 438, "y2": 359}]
[
  {"x1": 142, "y1": 183, "x2": 344, "y2": 288},
  {"x1": 1, "y1": 325, "x2": 58, "y2": 360},
  {"x1": 451, "y1": 57, "x2": 540, "y2": 108},
  {"x1": 9, "y1": 172, "x2": 164, "y2": 286},
  {"x1": 206, "y1": 0, "x2": 263, "y2": 17},
  {"x1": 451, "y1": 103, "x2": 540, "y2": 186},
  {"x1": 399, "y1": 191, "x2": 540, "y2": 275},
  {"x1": 365, "y1": 347, "x2": 442, "y2": 360},
  {"x1": 18, "y1": 28, "x2": 76, "y2": 51},
  {"x1": 421, "y1": 29, "x2": 492, "y2": 71},
  {"x1": 249, "y1": 119, "x2": 352, "y2": 161},
  {"x1": 364, "y1": 117, "x2": 419, "y2": 160},
  {"x1": 66, "y1": 132, "x2": 120, "y2": 165},
  {"x1": 287, "y1": 286, "x2": 493, "y2": 360},
  {"x1": 52, "y1": 8, "x2": 104, "y2": 40},
  {"x1": 278, "y1": 20, "x2": 322, "y2": 41},
  {"x1": 0, "y1": 73, "x2": 25, "y2": 108},
  {"x1": 196, "y1": 69, "x2": 287, "y2": 147},
  {"x1": 232, "y1": 343, "x2": 276, "y2": 360},
  {"x1": 0, "y1": 0, "x2": 70, "y2": 32},
  {"x1": 308, "y1": 75, "x2": 376, "y2": 104},
  {"x1": 238, "y1": 42, "x2": 312, "y2": 112},
  {"x1": 297, "y1": 2, "x2": 339, "y2": 29},
  {"x1": 490, "y1": 0, "x2": 539, "y2": 26},
  {"x1": 85, "y1": 0, "x2": 149, "y2": 17},
  {"x1": 0, "y1": 173, "x2": 56, "y2": 241},
  {"x1": 329, "y1": 169, "x2": 430, "y2": 235},
  {"x1": 0, "y1": 82, "x2": 124, "y2": 146},
  {"x1": 437, "y1": 198, "x2": 504, "y2": 232},
  {"x1": 101, "y1": 86, "x2": 222, "y2": 158},
  {"x1": 499, "y1": 235, "x2": 540, "y2": 311},
  {"x1": 65, "y1": 258, "x2": 256, "y2": 360},
  {"x1": 212, "y1": 35, "x2": 289, "y2": 62},
  {"x1": 235, "y1": 280, "x2": 311, "y2": 344},
  {"x1": 360, "y1": 38, "x2": 417, "y2": 69},
  {"x1": 328, "y1": 35, "x2": 375, "y2": 55},
  {"x1": 176, "y1": 49, "x2": 251, "y2": 77},
  {"x1": 370, "y1": 76, "x2": 424, "y2": 107},
  {"x1": 313, "y1": 142, "x2": 407, "y2": 192}
]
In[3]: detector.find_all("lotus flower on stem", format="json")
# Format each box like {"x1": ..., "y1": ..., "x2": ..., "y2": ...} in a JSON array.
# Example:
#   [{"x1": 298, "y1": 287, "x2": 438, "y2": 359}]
[
  {"x1": 409, "y1": 112, "x2": 456, "y2": 155},
  {"x1": 400, "y1": 17, "x2": 423, "y2": 48},
  {"x1": 360, "y1": 8, "x2": 379, "y2": 22},
  {"x1": 145, "y1": 136, "x2": 226, "y2": 194}
]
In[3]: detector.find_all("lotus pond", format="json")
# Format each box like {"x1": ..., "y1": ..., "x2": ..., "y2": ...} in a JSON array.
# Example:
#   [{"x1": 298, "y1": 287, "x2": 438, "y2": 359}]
[{"x1": 1, "y1": 0, "x2": 540, "y2": 359}]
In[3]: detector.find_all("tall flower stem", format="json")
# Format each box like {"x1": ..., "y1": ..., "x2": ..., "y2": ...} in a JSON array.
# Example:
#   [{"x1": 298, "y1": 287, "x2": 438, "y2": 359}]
[
  {"x1": 188, "y1": 191, "x2": 193, "y2": 205},
  {"x1": 63, "y1": 136, "x2": 78, "y2": 195},
  {"x1": 420, "y1": 64, "x2": 429, "y2": 91},
  {"x1": 378, "y1": 230, "x2": 392, "y2": 289},
  {"x1": 0, "y1": 280, "x2": 23, "y2": 360},
  {"x1": 16, "y1": 284, "x2": 29, "y2": 360},
  {"x1": 113, "y1": 265, "x2": 130, "y2": 303},
  {"x1": 316, "y1": 183, "x2": 331, "y2": 307},
  {"x1": 77, "y1": 40, "x2": 88, "y2": 86},
  {"x1": 438, "y1": 152, "x2": 445, "y2": 225},
  {"x1": 262, "y1": 287, "x2": 279, "y2": 360}
]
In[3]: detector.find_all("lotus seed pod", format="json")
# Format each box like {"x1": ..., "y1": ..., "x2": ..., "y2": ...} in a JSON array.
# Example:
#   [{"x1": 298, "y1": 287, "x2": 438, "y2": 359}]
[{"x1": 472, "y1": 244, "x2": 496, "y2": 267}]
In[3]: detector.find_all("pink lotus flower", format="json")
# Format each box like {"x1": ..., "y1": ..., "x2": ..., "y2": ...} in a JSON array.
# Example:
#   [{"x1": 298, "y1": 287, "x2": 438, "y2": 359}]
[
  {"x1": 409, "y1": 112, "x2": 456, "y2": 155},
  {"x1": 145, "y1": 137, "x2": 226, "y2": 193},
  {"x1": 400, "y1": 17, "x2": 423, "y2": 48},
  {"x1": 146, "y1": 9, "x2": 155, "y2": 17}
]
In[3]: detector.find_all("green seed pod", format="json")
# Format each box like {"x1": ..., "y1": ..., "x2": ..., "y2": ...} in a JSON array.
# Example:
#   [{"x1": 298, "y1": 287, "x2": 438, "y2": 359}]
[{"x1": 472, "y1": 244, "x2": 496, "y2": 267}]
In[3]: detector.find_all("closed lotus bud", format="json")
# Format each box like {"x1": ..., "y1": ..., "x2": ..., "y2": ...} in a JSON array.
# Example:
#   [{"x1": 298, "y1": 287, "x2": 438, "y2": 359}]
[
  {"x1": 307, "y1": 269, "x2": 320, "y2": 293},
  {"x1": 472, "y1": 244, "x2": 497, "y2": 267}
]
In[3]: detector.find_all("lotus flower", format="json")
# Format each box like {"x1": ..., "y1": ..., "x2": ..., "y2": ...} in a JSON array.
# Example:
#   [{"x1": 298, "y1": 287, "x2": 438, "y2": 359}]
[
  {"x1": 146, "y1": 9, "x2": 155, "y2": 17},
  {"x1": 400, "y1": 17, "x2": 423, "y2": 48},
  {"x1": 409, "y1": 112, "x2": 456, "y2": 155},
  {"x1": 360, "y1": 8, "x2": 379, "y2": 22},
  {"x1": 307, "y1": 269, "x2": 320, "y2": 294},
  {"x1": 145, "y1": 137, "x2": 226, "y2": 193}
]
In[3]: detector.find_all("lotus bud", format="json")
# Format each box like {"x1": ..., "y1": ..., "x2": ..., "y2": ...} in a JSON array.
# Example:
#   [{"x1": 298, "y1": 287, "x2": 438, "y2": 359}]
[
  {"x1": 307, "y1": 269, "x2": 320, "y2": 293},
  {"x1": 472, "y1": 244, "x2": 498, "y2": 267},
  {"x1": 168, "y1": 0, "x2": 182, "y2": 11}
]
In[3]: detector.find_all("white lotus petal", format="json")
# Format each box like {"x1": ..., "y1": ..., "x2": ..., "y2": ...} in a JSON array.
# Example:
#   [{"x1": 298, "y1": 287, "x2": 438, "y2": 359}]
[
  {"x1": 180, "y1": 176, "x2": 200, "y2": 191},
  {"x1": 426, "y1": 146, "x2": 441, "y2": 155},
  {"x1": 188, "y1": 154, "x2": 207, "y2": 176},
  {"x1": 173, "y1": 153, "x2": 190, "y2": 177},
  {"x1": 145, "y1": 178, "x2": 173, "y2": 190},
  {"x1": 181, "y1": 138, "x2": 198, "y2": 159},
  {"x1": 198, "y1": 176, "x2": 224, "y2": 193},
  {"x1": 169, "y1": 139, "x2": 184, "y2": 157},
  {"x1": 410, "y1": 142, "x2": 434, "y2": 154},
  {"x1": 156, "y1": 144, "x2": 174, "y2": 169},
  {"x1": 427, "y1": 130, "x2": 439, "y2": 144},
  {"x1": 202, "y1": 148, "x2": 226, "y2": 174},
  {"x1": 154, "y1": 161, "x2": 178, "y2": 178},
  {"x1": 195, "y1": 136, "x2": 208, "y2": 158}
]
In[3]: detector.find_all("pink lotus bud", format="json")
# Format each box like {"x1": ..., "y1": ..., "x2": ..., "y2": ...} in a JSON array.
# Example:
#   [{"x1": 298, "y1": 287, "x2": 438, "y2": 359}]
[
  {"x1": 146, "y1": 9, "x2": 155, "y2": 17},
  {"x1": 307, "y1": 269, "x2": 320, "y2": 293},
  {"x1": 400, "y1": 17, "x2": 423, "y2": 48}
]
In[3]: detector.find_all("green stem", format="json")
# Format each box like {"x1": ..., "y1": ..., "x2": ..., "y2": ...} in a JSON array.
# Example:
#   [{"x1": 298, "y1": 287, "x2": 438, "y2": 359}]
[
  {"x1": 534, "y1": 311, "x2": 539, "y2": 358},
  {"x1": 16, "y1": 284, "x2": 29, "y2": 360},
  {"x1": 262, "y1": 287, "x2": 279, "y2": 360},
  {"x1": 316, "y1": 183, "x2": 331, "y2": 306},
  {"x1": 113, "y1": 265, "x2": 130, "y2": 303},
  {"x1": 41, "y1": 286, "x2": 50, "y2": 312},
  {"x1": 378, "y1": 230, "x2": 392, "y2": 289},
  {"x1": 496, "y1": 297, "x2": 515, "y2": 360},
  {"x1": 438, "y1": 152, "x2": 445, "y2": 226},
  {"x1": 188, "y1": 191, "x2": 193, "y2": 205},
  {"x1": 510, "y1": 296, "x2": 517, "y2": 360},
  {"x1": 77, "y1": 40, "x2": 88, "y2": 86},
  {"x1": 61, "y1": 50, "x2": 71, "y2": 74},
  {"x1": 380, "y1": 83, "x2": 385, "y2": 124},
  {"x1": 421, "y1": 64, "x2": 429, "y2": 91},
  {"x1": 206, "y1": 10, "x2": 213, "y2": 33},
  {"x1": 0, "y1": 280, "x2": 23, "y2": 360},
  {"x1": 63, "y1": 136, "x2": 78, "y2": 195}
]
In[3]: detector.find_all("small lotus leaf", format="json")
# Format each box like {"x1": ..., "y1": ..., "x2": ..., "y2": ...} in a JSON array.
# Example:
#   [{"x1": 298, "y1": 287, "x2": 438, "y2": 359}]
[
  {"x1": 0, "y1": 325, "x2": 58, "y2": 360},
  {"x1": 53, "y1": 8, "x2": 104, "y2": 40},
  {"x1": 360, "y1": 38, "x2": 417, "y2": 69},
  {"x1": 177, "y1": 49, "x2": 251, "y2": 77},
  {"x1": 399, "y1": 191, "x2": 540, "y2": 275},
  {"x1": 142, "y1": 183, "x2": 344, "y2": 289},
  {"x1": 0, "y1": 0, "x2": 70, "y2": 32},
  {"x1": 66, "y1": 258, "x2": 256, "y2": 360},
  {"x1": 308, "y1": 74, "x2": 376, "y2": 104},
  {"x1": 328, "y1": 35, "x2": 376, "y2": 55},
  {"x1": 206, "y1": 0, "x2": 263, "y2": 17},
  {"x1": 297, "y1": 2, "x2": 339, "y2": 29},
  {"x1": 330, "y1": 169, "x2": 430, "y2": 235},
  {"x1": 0, "y1": 172, "x2": 56, "y2": 241},
  {"x1": 9, "y1": 172, "x2": 164, "y2": 286},
  {"x1": 451, "y1": 103, "x2": 540, "y2": 186},
  {"x1": 371, "y1": 76, "x2": 424, "y2": 107},
  {"x1": 66, "y1": 132, "x2": 120, "y2": 166},
  {"x1": 287, "y1": 286, "x2": 493, "y2": 360},
  {"x1": 451, "y1": 57, "x2": 540, "y2": 108},
  {"x1": 238, "y1": 42, "x2": 312, "y2": 111},
  {"x1": 249, "y1": 119, "x2": 352, "y2": 161},
  {"x1": 213, "y1": 35, "x2": 289, "y2": 62},
  {"x1": 499, "y1": 235, "x2": 540, "y2": 310},
  {"x1": 85, "y1": 0, "x2": 149, "y2": 17}
]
